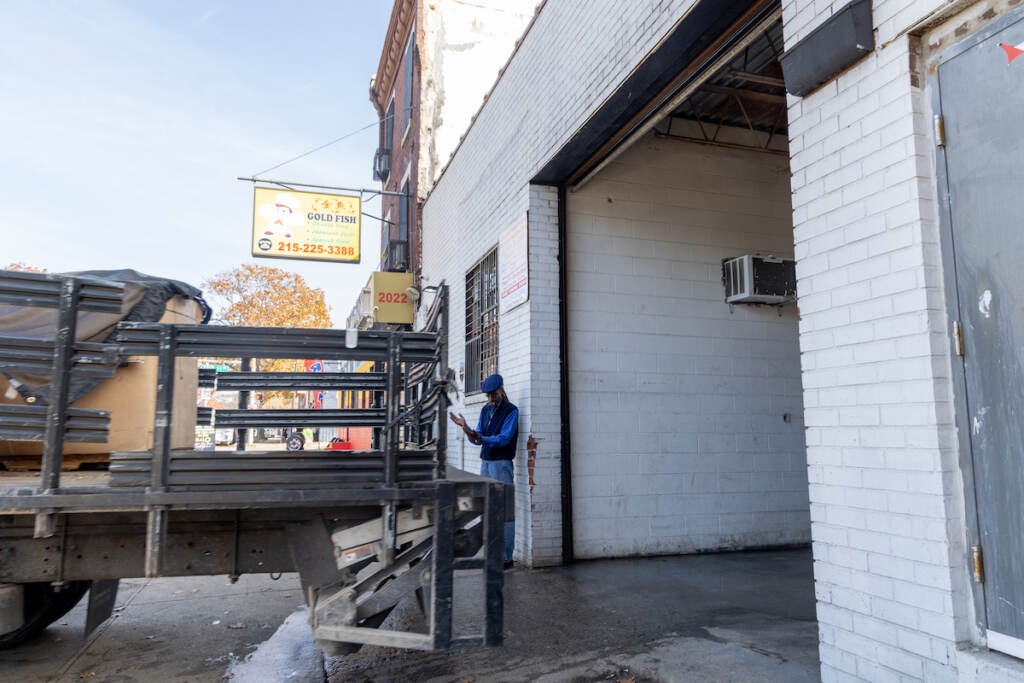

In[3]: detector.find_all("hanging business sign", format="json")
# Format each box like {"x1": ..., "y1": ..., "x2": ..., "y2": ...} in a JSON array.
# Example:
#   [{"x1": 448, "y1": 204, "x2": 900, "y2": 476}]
[
  {"x1": 251, "y1": 187, "x2": 361, "y2": 264},
  {"x1": 371, "y1": 271, "x2": 415, "y2": 325},
  {"x1": 499, "y1": 214, "x2": 529, "y2": 314}
]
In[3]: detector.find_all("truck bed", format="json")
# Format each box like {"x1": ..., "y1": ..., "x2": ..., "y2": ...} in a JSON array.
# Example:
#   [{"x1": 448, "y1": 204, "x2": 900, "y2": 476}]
[{"x1": 0, "y1": 462, "x2": 493, "y2": 512}]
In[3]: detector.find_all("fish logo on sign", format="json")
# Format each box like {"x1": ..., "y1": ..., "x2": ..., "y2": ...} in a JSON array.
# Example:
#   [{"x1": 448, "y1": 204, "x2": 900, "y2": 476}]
[{"x1": 999, "y1": 40, "x2": 1024, "y2": 64}]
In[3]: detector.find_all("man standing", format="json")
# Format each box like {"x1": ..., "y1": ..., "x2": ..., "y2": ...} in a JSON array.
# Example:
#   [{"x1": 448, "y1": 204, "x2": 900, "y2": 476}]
[{"x1": 450, "y1": 374, "x2": 518, "y2": 568}]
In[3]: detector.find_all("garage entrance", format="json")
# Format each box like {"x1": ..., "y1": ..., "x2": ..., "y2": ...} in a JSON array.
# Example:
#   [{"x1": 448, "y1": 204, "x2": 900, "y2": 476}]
[{"x1": 561, "y1": 15, "x2": 809, "y2": 559}]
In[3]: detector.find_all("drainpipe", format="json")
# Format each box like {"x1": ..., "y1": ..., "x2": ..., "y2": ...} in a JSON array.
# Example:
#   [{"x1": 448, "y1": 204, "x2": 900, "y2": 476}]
[{"x1": 558, "y1": 184, "x2": 574, "y2": 564}]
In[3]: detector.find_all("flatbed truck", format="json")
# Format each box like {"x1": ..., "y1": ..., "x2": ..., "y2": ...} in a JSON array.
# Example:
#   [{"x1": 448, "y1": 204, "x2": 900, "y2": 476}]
[{"x1": 0, "y1": 269, "x2": 506, "y2": 654}]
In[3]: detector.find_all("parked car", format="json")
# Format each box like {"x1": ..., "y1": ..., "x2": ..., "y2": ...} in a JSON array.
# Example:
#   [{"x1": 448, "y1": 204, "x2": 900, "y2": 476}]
[
  {"x1": 284, "y1": 427, "x2": 305, "y2": 451},
  {"x1": 214, "y1": 428, "x2": 235, "y2": 446}
]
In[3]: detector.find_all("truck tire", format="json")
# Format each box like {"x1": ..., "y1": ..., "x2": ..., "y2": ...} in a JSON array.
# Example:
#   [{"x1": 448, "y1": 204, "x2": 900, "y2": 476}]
[
  {"x1": 286, "y1": 433, "x2": 305, "y2": 451},
  {"x1": 0, "y1": 581, "x2": 91, "y2": 649}
]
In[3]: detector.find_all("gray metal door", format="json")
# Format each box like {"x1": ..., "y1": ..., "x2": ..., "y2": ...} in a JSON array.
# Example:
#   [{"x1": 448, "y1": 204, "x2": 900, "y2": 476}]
[{"x1": 938, "y1": 13, "x2": 1024, "y2": 645}]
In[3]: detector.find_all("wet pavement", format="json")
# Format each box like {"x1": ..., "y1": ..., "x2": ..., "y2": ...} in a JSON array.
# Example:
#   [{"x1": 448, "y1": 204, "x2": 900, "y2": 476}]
[
  {"x1": 0, "y1": 547, "x2": 818, "y2": 683},
  {"x1": 327, "y1": 547, "x2": 819, "y2": 683},
  {"x1": 0, "y1": 573, "x2": 308, "y2": 682}
]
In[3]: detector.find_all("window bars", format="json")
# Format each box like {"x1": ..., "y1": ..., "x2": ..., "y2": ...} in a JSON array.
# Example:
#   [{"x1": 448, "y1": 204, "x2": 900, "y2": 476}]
[{"x1": 464, "y1": 248, "x2": 498, "y2": 393}]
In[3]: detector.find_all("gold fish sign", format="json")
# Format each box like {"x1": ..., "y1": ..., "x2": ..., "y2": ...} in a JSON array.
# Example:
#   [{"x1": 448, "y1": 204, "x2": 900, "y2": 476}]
[{"x1": 251, "y1": 187, "x2": 361, "y2": 264}]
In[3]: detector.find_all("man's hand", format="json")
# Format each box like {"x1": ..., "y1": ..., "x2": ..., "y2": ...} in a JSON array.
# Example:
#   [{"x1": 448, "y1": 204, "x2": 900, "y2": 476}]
[{"x1": 449, "y1": 412, "x2": 479, "y2": 440}]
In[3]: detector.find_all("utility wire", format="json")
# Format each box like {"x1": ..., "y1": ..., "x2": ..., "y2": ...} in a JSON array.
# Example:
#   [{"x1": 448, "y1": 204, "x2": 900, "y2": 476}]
[{"x1": 253, "y1": 114, "x2": 392, "y2": 177}]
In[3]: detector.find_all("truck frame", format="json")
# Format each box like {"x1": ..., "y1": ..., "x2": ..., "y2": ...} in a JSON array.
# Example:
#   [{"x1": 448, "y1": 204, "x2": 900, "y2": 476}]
[{"x1": 0, "y1": 270, "x2": 506, "y2": 654}]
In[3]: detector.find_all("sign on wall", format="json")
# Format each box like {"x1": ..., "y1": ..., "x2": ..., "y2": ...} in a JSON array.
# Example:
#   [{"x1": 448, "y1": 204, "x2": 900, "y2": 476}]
[
  {"x1": 499, "y1": 214, "x2": 529, "y2": 314},
  {"x1": 251, "y1": 187, "x2": 361, "y2": 263},
  {"x1": 194, "y1": 426, "x2": 215, "y2": 451},
  {"x1": 371, "y1": 271, "x2": 415, "y2": 325}
]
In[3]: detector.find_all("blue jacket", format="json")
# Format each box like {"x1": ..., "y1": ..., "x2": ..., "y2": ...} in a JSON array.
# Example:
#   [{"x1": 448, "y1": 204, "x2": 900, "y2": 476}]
[{"x1": 472, "y1": 398, "x2": 519, "y2": 461}]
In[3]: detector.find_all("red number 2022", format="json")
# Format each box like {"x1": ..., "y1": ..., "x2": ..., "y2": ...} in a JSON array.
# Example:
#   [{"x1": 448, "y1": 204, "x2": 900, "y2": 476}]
[{"x1": 377, "y1": 292, "x2": 409, "y2": 304}]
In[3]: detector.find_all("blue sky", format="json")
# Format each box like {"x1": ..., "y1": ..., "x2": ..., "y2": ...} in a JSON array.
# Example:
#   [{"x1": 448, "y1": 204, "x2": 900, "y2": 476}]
[{"x1": 0, "y1": 1, "x2": 393, "y2": 325}]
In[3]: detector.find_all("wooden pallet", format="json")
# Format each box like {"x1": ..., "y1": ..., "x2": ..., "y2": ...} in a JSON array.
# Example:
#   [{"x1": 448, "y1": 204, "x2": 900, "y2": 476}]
[{"x1": 0, "y1": 452, "x2": 110, "y2": 472}]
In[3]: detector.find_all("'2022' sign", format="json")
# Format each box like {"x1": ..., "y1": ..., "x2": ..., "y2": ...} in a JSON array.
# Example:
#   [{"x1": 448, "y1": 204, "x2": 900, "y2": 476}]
[{"x1": 378, "y1": 291, "x2": 409, "y2": 304}]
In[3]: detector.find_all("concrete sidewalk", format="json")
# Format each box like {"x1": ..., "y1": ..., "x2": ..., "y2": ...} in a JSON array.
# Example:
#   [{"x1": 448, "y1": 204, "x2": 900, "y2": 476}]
[
  {"x1": 328, "y1": 547, "x2": 819, "y2": 682},
  {"x1": 0, "y1": 573, "x2": 309, "y2": 683},
  {"x1": 0, "y1": 548, "x2": 818, "y2": 682}
]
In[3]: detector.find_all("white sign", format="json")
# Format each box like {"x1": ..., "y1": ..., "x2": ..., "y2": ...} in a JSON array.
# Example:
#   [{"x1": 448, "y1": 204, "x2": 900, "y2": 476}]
[{"x1": 499, "y1": 215, "x2": 529, "y2": 313}]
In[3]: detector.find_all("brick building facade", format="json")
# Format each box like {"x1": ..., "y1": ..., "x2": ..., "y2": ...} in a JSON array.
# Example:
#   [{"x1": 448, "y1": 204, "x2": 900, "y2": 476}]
[
  {"x1": 419, "y1": 0, "x2": 1024, "y2": 680},
  {"x1": 365, "y1": 0, "x2": 536, "y2": 283}
]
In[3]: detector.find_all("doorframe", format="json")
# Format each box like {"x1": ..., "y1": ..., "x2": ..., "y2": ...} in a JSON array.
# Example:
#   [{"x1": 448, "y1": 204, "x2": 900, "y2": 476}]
[{"x1": 927, "y1": 5, "x2": 1024, "y2": 646}]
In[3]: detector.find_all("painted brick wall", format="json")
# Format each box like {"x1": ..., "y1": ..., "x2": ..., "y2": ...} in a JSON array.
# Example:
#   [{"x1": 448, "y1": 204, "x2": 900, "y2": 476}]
[
  {"x1": 421, "y1": 0, "x2": 703, "y2": 566},
  {"x1": 419, "y1": 0, "x2": 538, "y2": 193},
  {"x1": 565, "y1": 133, "x2": 808, "y2": 559},
  {"x1": 783, "y1": 1, "x2": 973, "y2": 681},
  {"x1": 781, "y1": 0, "x2": 951, "y2": 45},
  {"x1": 524, "y1": 185, "x2": 564, "y2": 565}
]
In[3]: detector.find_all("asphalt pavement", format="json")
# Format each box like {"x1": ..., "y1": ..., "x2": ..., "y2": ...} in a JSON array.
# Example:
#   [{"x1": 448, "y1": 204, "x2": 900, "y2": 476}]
[
  {"x1": 0, "y1": 548, "x2": 819, "y2": 683},
  {"x1": 0, "y1": 573, "x2": 310, "y2": 683},
  {"x1": 326, "y1": 548, "x2": 819, "y2": 683}
]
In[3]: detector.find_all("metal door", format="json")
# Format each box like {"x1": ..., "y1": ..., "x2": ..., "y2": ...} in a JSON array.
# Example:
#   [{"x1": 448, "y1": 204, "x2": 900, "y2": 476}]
[{"x1": 938, "y1": 11, "x2": 1024, "y2": 652}]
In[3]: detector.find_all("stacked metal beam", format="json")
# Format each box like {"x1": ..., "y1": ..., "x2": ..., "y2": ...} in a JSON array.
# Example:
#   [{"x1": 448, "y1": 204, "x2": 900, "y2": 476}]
[
  {"x1": 0, "y1": 270, "x2": 123, "y2": 312},
  {"x1": 0, "y1": 404, "x2": 110, "y2": 443},
  {"x1": 0, "y1": 270, "x2": 122, "y2": 447},
  {"x1": 199, "y1": 371, "x2": 388, "y2": 392},
  {"x1": 0, "y1": 338, "x2": 120, "y2": 379},
  {"x1": 108, "y1": 449, "x2": 436, "y2": 488},
  {"x1": 116, "y1": 324, "x2": 439, "y2": 362}
]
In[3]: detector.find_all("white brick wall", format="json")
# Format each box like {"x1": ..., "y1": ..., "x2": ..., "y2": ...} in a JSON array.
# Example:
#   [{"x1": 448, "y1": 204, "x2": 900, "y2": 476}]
[
  {"x1": 419, "y1": 0, "x2": 537, "y2": 193},
  {"x1": 422, "y1": 0, "x2": 703, "y2": 566},
  {"x1": 566, "y1": 134, "x2": 808, "y2": 559},
  {"x1": 783, "y1": 0, "x2": 1009, "y2": 681},
  {"x1": 425, "y1": 0, "x2": 1024, "y2": 678},
  {"x1": 781, "y1": 0, "x2": 951, "y2": 45},
  {"x1": 524, "y1": 185, "x2": 564, "y2": 564}
]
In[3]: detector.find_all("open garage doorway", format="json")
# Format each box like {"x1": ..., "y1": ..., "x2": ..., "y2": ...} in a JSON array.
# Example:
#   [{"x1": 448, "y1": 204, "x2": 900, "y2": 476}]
[{"x1": 561, "y1": 16, "x2": 808, "y2": 560}]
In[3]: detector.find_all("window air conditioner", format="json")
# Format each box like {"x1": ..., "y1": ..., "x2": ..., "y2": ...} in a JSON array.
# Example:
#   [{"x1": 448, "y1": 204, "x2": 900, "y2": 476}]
[{"x1": 722, "y1": 254, "x2": 797, "y2": 304}]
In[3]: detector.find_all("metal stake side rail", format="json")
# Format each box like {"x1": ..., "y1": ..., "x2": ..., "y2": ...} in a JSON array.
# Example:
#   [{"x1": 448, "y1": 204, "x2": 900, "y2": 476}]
[{"x1": 0, "y1": 272, "x2": 505, "y2": 652}]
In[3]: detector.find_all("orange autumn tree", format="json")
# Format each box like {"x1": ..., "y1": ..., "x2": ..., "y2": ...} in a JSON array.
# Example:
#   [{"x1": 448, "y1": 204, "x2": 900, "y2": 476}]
[
  {"x1": 4, "y1": 263, "x2": 48, "y2": 272},
  {"x1": 201, "y1": 264, "x2": 333, "y2": 406},
  {"x1": 203, "y1": 264, "x2": 331, "y2": 329}
]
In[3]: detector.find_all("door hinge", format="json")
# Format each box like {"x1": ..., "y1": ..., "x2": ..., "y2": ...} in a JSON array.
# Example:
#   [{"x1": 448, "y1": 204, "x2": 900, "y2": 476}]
[
  {"x1": 934, "y1": 115, "x2": 946, "y2": 147},
  {"x1": 972, "y1": 545, "x2": 985, "y2": 584},
  {"x1": 953, "y1": 320, "x2": 965, "y2": 356}
]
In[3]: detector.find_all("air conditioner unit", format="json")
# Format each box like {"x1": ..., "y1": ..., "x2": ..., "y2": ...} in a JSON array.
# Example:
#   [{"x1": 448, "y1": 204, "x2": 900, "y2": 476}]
[{"x1": 722, "y1": 254, "x2": 796, "y2": 304}]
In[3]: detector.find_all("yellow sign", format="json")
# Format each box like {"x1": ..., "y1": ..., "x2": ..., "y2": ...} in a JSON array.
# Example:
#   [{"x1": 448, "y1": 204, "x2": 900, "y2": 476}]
[
  {"x1": 251, "y1": 187, "x2": 361, "y2": 263},
  {"x1": 371, "y1": 272, "x2": 415, "y2": 324}
]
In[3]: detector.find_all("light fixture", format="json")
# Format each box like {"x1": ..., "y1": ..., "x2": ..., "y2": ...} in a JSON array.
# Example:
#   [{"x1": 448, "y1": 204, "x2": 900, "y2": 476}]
[{"x1": 344, "y1": 328, "x2": 359, "y2": 348}]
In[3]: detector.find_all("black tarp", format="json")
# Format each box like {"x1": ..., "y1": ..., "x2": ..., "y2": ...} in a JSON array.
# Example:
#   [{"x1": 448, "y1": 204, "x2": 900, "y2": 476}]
[{"x1": 0, "y1": 269, "x2": 211, "y2": 405}]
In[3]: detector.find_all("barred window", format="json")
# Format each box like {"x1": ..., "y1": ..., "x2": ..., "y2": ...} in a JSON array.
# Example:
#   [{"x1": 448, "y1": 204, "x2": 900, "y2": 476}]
[{"x1": 465, "y1": 248, "x2": 498, "y2": 394}]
